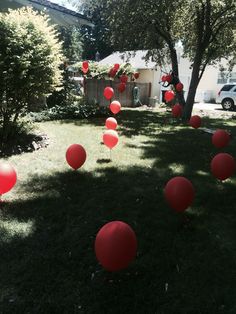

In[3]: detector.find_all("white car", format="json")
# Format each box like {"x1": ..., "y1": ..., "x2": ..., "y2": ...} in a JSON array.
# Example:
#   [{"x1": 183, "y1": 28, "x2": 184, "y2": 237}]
[{"x1": 216, "y1": 83, "x2": 236, "y2": 110}]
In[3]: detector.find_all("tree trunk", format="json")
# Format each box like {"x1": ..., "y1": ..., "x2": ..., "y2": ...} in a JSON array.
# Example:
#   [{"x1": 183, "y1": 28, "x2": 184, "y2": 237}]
[
  {"x1": 169, "y1": 45, "x2": 186, "y2": 107},
  {"x1": 183, "y1": 61, "x2": 201, "y2": 120},
  {"x1": 1, "y1": 113, "x2": 10, "y2": 146}
]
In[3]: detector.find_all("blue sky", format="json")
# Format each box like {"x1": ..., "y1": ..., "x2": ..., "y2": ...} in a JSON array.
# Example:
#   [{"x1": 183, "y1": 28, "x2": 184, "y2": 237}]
[{"x1": 51, "y1": 0, "x2": 75, "y2": 11}]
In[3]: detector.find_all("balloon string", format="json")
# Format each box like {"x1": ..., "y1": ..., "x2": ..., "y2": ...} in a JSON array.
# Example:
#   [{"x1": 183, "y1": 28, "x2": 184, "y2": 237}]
[{"x1": 110, "y1": 149, "x2": 112, "y2": 161}]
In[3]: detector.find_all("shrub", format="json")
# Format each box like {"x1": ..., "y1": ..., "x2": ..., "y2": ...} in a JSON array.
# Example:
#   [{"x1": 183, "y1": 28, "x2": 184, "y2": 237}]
[
  {"x1": 0, "y1": 7, "x2": 63, "y2": 143},
  {"x1": 28, "y1": 97, "x2": 109, "y2": 122}
]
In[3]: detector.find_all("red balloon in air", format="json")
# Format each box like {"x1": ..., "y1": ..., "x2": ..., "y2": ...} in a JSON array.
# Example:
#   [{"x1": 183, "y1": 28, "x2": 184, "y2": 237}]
[
  {"x1": 118, "y1": 82, "x2": 126, "y2": 93},
  {"x1": 95, "y1": 221, "x2": 137, "y2": 272},
  {"x1": 66, "y1": 144, "x2": 86, "y2": 170},
  {"x1": 103, "y1": 130, "x2": 119, "y2": 149},
  {"x1": 161, "y1": 75, "x2": 167, "y2": 82},
  {"x1": 175, "y1": 82, "x2": 184, "y2": 92},
  {"x1": 189, "y1": 115, "x2": 201, "y2": 129},
  {"x1": 104, "y1": 87, "x2": 114, "y2": 100},
  {"x1": 113, "y1": 63, "x2": 120, "y2": 71},
  {"x1": 110, "y1": 100, "x2": 121, "y2": 114},
  {"x1": 82, "y1": 61, "x2": 89, "y2": 74},
  {"x1": 134, "y1": 72, "x2": 140, "y2": 79},
  {"x1": 211, "y1": 153, "x2": 235, "y2": 181},
  {"x1": 0, "y1": 163, "x2": 17, "y2": 194},
  {"x1": 105, "y1": 117, "x2": 118, "y2": 130},
  {"x1": 212, "y1": 129, "x2": 230, "y2": 149},
  {"x1": 165, "y1": 74, "x2": 172, "y2": 83},
  {"x1": 109, "y1": 68, "x2": 117, "y2": 78},
  {"x1": 172, "y1": 104, "x2": 183, "y2": 118},
  {"x1": 164, "y1": 90, "x2": 175, "y2": 102},
  {"x1": 164, "y1": 176, "x2": 195, "y2": 212},
  {"x1": 120, "y1": 74, "x2": 128, "y2": 84}
]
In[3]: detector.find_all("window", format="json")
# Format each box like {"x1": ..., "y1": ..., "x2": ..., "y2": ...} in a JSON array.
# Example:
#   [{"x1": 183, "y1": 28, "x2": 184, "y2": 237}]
[
  {"x1": 221, "y1": 84, "x2": 235, "y2": 91},
  {"x1": 217, "y1": 71, "x2": 228, "y2": 84},
  {"x1": 229, "y1": 72, "x2": 236, "y2": 83},
  {"x1": 217, "y1": 72, "x2": 236, "y2": 84}
]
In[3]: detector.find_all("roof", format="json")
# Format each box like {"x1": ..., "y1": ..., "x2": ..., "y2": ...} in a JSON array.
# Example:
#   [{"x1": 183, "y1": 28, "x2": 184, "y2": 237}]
[
  {"x1": 30, "y1": 0, "x2": 91, "y2": 21},
  {"x1": 99, "y1": 50, "x2": 157, "y2": 70},
  {"x1": 1, "y1": 0, "x2": 93, "y2": 27}
]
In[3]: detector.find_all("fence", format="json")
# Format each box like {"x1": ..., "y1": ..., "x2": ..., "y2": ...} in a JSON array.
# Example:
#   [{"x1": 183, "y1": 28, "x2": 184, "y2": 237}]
[{"x1": 84, "y1": 78, "x2": 151, "y2": 107}]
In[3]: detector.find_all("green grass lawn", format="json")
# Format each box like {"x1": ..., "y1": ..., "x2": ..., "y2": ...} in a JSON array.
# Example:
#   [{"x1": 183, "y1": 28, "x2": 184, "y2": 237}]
[{"x1": 1, "y1": 108, "x2": 236, "y2": 313}]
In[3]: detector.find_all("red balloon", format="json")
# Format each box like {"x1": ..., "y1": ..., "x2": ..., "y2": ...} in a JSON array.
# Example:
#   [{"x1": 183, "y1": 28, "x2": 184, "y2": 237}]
[
  {"x1": 95, "y1": 221, "x2": 137, "y2": 271},
  {"x1": 134, "y1": 72, "x2": 140, "y2": 79},
  {"x1": 82, "y1": 61, "x2": 89, "y2": 74},
  {"x1": 104, "y1": 87, "x2": 114, "y2": 100},
  {"x1": 175, "y1": 82, "x2": 184, "y2": 92},
  {"x1": 118, "y1": 82, "x2": 126, "y2": 93},
  {"x1": 109, "y1": 68, "x2": 117, "y2": 78},
  {"x1": 211, "y1": 153, "x2": 236, "y2": 181},
  {"x1": 189, "y1": 115, "x2": 201, "y2": 129},
  {"x1": 212, "y1": 129, "x2": 230, "y2": 149},
  {"x1": 82, "y1": 61, "x2": 89, "y2": 69},
  {"x1": 105, "y1": 117, "x2": 117, "y2": 130},
  {"x1": 113, "y1": 63, "x2": 120, "y2": 71},
  {"x1": 165, "y1": 74, "x2": 172, "y2": 83},
  {"x1": 103, "y1": 130, "x2": 119, "y2": 149},
  {"x1": 66, "y1": 144, "x2": 86, "y2": 170},
  {"x1": 164, "y1": 176, "x2": 195, "y2": 212},
  {"x1": 164, "y1": 90, "x2": 175, "y2": 102},
  {"x1": 110, "y1": 100, "x2": 121, "y2": 114},
  {"x1": 172, "y1": 104, "x2": 183, "y2": 118},
  {"x1": 0, "y1": 163, "x2": 17, "y2": 194},
  {"x1": 161, "y1": 75, "x2": 167, "y2": 82},
  {"x1": 120, "y1": 74, "x2": 128, "y2": 84}
]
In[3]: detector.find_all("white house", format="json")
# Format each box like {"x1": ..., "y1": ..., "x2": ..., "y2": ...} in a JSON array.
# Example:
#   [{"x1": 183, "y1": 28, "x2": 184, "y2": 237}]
[
  {"x1": 0, "y1": 0, "x2": 93, "y2": 27},
  {"x1": 99, "y1": 49, "x2": 236, "y2": 104}
]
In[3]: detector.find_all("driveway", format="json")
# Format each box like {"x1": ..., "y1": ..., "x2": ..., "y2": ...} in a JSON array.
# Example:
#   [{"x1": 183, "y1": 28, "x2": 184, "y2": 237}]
[
  {"x1": 194, "y1": 102, "x2": 222, "y2": 111},
  {"x1": 193, "y1": 102, "x2": 236, "y2": 119}
]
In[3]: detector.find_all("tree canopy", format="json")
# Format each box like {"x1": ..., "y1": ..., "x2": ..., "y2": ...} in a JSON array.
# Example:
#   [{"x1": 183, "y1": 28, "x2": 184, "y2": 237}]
[
  {"x1": 0, "y1": 8, "x2": 63, "y2": 141},
  {"x1": 78, "y1": 0, "x2": 236, "y2": 118}
]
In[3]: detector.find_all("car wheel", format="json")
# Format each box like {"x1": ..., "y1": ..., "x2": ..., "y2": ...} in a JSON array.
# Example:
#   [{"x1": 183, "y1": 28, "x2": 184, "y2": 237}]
[{"x1": 222, "y1": 98, "x2": 234, "y2": 110}]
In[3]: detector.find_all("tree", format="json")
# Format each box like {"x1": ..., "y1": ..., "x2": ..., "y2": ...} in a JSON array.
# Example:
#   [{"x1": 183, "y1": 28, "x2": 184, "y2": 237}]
[
  {"x1": 78, "y1": 0, "x2": 236, "y2": 119},
  {"x1": 57, "y1": 26, "x2": 83, "y2": 61},
  {"x1": 71, "y1": 0, "x2": 114, "y2": 60},
  {"x1": 0, "y1": 8, "x2": 63, "y2": 142}
]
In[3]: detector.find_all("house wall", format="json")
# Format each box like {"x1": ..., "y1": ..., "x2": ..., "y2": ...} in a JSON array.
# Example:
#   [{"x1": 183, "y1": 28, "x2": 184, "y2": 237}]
[{"x1": 197, "y1": 60, "x2": 236, "y2": 101}]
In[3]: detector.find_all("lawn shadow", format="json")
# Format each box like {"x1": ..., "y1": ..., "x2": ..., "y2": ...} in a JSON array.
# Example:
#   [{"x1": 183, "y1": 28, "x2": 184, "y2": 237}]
[
  {"x1": 96, "y1": 158, "x2": 111, "y2": 164},
  {"x1": 0, "y1": 165, "x2": 236, "y2": 313}
]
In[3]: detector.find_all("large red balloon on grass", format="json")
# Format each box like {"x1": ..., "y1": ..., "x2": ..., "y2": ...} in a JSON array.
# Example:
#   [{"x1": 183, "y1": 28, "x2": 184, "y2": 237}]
[
  {"x1": 104, "y1": 87, "x2": 114, "y2": 100},
  {"x1": 189, "y1": 115, "x2": 201, "y2": 129},
  {"x1": 110, "y1": 100, "x2": 121, "y2": 114},
  {"x1": 66, "y1": 144, "x2": 86, "y2": 170},
  {"x1": 0, "y1": 163, "x2": 17, "y2": 194},
  {"x1": 95, "y1": 221, "x2": 137, "y2": 271},
  {"x1": 211, "y1": 153, "x2": 235, "y2": 181},
  {"x1": 103, "y1": 130, "x2": 119, "y2": 149},
  {"x1": 212, "y1": 129, "x2": 230, "y2": 149},
  {"x1": 105, "y1": 117, "x2": 117, "y2": 130},
  {"x1": 172, "y1": 104, "x2": 183, "y2": 118},
  {"x1": 164, "y1": 90, "x2": 175, "y2": 102},
  {"x1": 164, "y1": 176, "x2": 195, "y2": 212}
]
